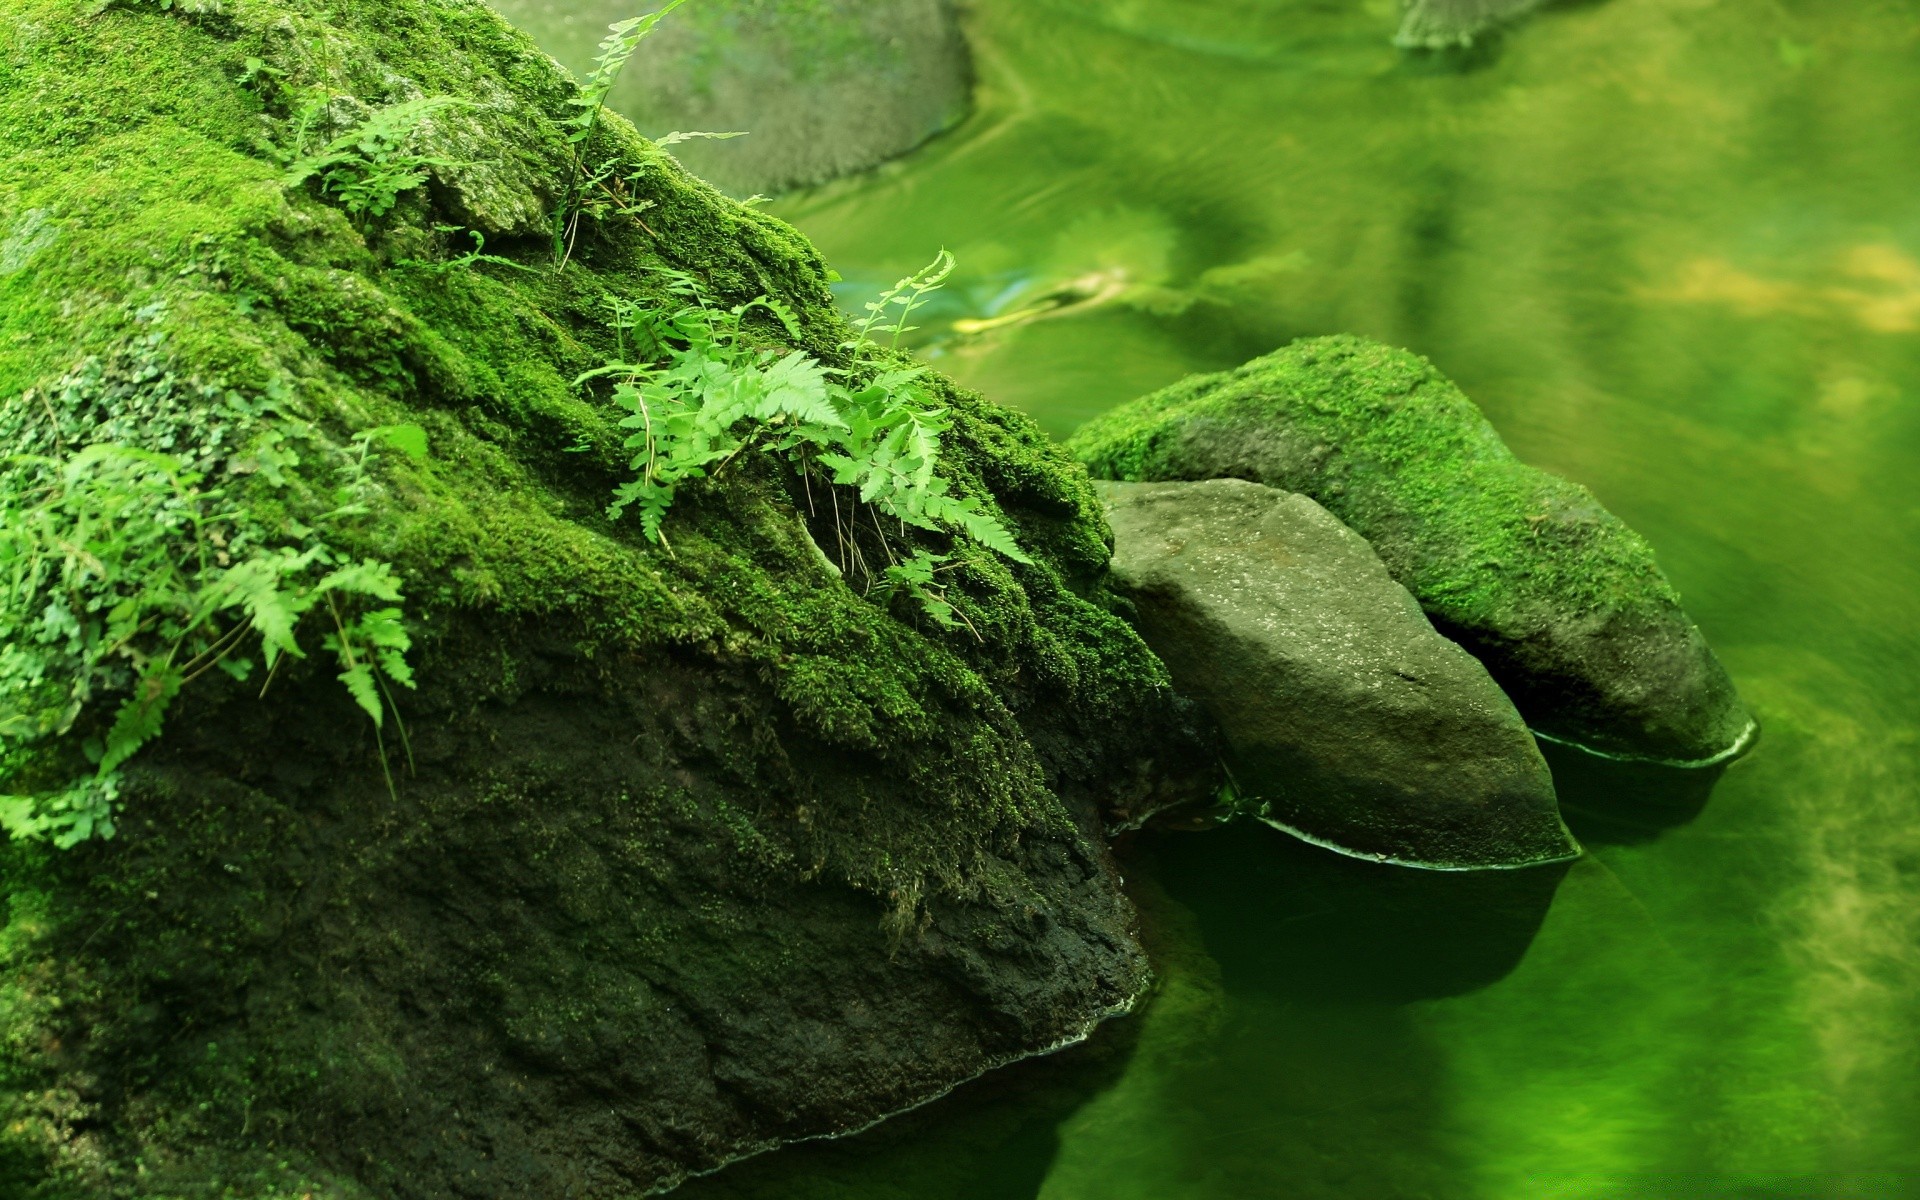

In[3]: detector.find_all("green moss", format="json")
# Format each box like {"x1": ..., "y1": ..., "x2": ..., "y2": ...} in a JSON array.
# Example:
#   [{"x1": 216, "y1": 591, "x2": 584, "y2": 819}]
[
  {"x1": 1071, "y1": 335, "x2": 1755, "y2": 763},
  {"x1": 1070, "y1": 335, "x2": 1675, "y2": 624},
  {"x1": 0, "y1": 0, "x2": 1175, "y2": 1191}
]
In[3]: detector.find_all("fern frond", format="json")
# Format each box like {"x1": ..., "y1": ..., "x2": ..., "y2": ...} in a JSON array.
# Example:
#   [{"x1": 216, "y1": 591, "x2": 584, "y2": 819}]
[{"x1": 569, "y1": 5, "x2": 691, "y2": 142}]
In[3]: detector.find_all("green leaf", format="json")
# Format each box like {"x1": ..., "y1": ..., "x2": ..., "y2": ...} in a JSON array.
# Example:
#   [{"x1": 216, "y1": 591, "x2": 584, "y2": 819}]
[
  {"x1": 654, "y1": 130, "x2": 749, "y2": 149},
  {"x1": 587, "y1": 248, "x2": 1033, "y2": 570},
  {"x1": 316, "y1": 559, "x2": 405, "y2": 602},
  {"x1": 99, "y1": 665, "x2": 183, "y2": 775},
  {"x1": 361, "y1": 423, "x2": 430, "y2": 460},
  {"x1": 759, "y1": 351, "x2": 844, "y2": 428},
  {"x1": 216, "y1": 555, "x2": 312, "y2": 666},
  {"x1": 355, "y1": 608, "x2": 415, "y2": 689},
  {"x1": 281, "y1": 97, "x2": 464, "y2": 219},
  {"x1": 338, "y1": 663, "x2": 383, "y2": 727},
  {"x1": 929, "y1": 494, "x2": 1033, "y2": 565},
  {"x1": 0, "y1": 795, "x2": 42, "y2": 841}
]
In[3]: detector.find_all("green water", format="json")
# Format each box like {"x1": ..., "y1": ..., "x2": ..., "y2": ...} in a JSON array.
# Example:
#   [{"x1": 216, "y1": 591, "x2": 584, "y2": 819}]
[{"x1": 497, "y1": 0, "x2": 1920, "y2": 1194}]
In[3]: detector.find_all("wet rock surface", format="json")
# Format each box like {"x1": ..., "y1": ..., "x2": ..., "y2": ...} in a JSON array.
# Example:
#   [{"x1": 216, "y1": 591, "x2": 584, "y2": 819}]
[
  {"x1": 1099, "y1": 478, "x2": 1577, "y2": 870},
  {"x1": 1073, "y1": 336, "x2": 1756, "y2": 767}
]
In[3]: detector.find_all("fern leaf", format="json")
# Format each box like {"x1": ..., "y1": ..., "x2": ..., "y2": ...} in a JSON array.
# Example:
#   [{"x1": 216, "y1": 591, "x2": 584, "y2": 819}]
[
  {"x1": 571, "y1": 1, "x2": 689, "y2": 140},
  {"x1": 638, "y1": 491, "x2": 672, "y2": 545},
  {"x1": 760, "y1": 351, "x2": 844, "y2": 428},
  {"x1": 923, "y1": 494, "x2": 1033, "y2": 565},
  {"x1": 338, "y1": 663, "x2": 383, "y2": 727},
  {"x1": 815, "y1": 453, "x2": 866, "y2": 487},
  {"x1": 98, "y1": 665, "x2": 183, "y2": 775},
  {"x1": 653, "y1": 130, "x2": 749, "y2": 149},
  {"x1": 356, "y1": 608, "x2": 414, "y2": 689},
  {"x1": 216, "y1": 555, "x2": 310, "y2": 666},
  {"x1": 736, "y1": 295, "x2": 804, "y2": 341},
  {"x1": 317, "y1": 559, "x2": 405, "y2": 603}
]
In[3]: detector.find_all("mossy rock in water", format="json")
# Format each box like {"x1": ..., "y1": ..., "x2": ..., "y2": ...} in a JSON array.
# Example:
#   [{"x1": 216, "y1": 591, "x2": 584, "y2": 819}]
[
  {"x1": 1071, "y1": 336, "x2": 1755, "y2": 767},
  {"x1": 0, "y1": 0, "x2": 1200, "y2": 1194},
  {"x1": 1099, "y1": 479, "x2": 1575, "y2": 870}
]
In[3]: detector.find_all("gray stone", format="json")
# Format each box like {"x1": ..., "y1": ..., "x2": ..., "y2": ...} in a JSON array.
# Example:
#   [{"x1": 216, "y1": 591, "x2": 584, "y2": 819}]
[
  {"x1": 490, "y1": 0, "x2": 973, "y2": 197},
  {"x1": 1099, "y1": 478, "x2": 1578, "y2": 870},
  {"x1": 1073, "y1": 337, "x2": 1757, "y2": 767}
]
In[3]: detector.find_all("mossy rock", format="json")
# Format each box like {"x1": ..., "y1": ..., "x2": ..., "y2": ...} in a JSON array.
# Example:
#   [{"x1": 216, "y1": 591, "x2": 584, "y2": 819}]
[
  {"x1": 0, "y1": 0, "x2": 1200, "y2": 1194},
  {"x1": 1070, "y1": 336, "x2": 1755, "y2": 767}
]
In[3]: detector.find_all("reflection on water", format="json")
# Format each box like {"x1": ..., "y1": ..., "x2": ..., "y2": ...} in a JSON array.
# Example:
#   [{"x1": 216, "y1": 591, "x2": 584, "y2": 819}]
[
  {"x1": 1150, "y1": 822, "x2": 1570, "y2": 1006},
  {"x1": 492, "y1": 0, "x2": 1920, "y2": 1193},
  {"x1": 1542, "y1": 739, "x2": 1726, "y2": 847}
]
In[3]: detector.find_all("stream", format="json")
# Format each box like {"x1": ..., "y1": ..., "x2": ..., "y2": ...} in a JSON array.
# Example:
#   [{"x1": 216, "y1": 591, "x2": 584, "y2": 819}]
[{"x1": 489, "y1": 0, "x2": 1920, "y2": 1195}]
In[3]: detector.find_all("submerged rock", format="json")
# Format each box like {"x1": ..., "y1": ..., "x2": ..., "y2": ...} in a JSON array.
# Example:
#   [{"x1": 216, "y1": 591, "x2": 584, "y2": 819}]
[
  {"x1": 1073, "y1": 337, "x2": 1756, "y2": 767},
  {"x1": 1099, "y1": 479, "x2": 1576, "y2": 870},
  {"x1": 1395, "y1": 0, "x2": 1547, "y2": 49},
  {"x1": 492, "y1": 0, "x2": 973, "y2": 197},
  {"x1": 0, "y1": 0, "x2": 1188, "y2": 1194}
]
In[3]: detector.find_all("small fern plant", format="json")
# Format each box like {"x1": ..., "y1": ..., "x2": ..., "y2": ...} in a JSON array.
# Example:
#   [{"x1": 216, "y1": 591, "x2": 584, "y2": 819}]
[
  {"x1": 0, "y1": 414, "x2": 423, "y2": 847},
  {"x1": 576, "y1": 255, "x2": 1029, "y2": 627},
  {"x1": 554, "y1": 1, "x2": 691, "y2": 263},
  {"x1": 283, "y1": 96, "x2": 462, "y2": 222}
]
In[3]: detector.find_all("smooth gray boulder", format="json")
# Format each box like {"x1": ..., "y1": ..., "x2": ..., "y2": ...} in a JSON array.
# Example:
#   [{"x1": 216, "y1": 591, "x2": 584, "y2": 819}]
[
  {"x1": 489, "y1": 0, "x2": 972, "y2": 197},
  {"x1": 1073, "y1": 337, "x2": 1757, "y2": 767},
  {"x1": 1099, "y1": 479, "x2": 1578, "y2": 870}
]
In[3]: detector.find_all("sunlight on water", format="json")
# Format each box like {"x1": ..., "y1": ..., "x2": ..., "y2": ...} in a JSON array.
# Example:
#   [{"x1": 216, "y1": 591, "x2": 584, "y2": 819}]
[{"x1": 486, "y1": 0, "x2": 1920, "y2": 1193}]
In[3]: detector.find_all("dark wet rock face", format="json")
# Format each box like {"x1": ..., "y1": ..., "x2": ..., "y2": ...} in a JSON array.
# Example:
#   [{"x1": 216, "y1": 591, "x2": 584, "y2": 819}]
[
  {"x1": 67, "y1": 648, "x2": 1150, "y2": 1200},
  {"x1": 1073, "y1": 336, "x2": 1756, "y2": 767},
  {"x1": 1099, "y1": 479, "x2": 1576, "y2": 870}
]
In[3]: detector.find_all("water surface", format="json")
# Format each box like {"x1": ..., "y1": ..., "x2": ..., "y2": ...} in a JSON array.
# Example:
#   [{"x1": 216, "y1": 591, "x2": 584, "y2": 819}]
[{"x1": 493, "y1": 0, "x2": 1920, "y2": 1194}]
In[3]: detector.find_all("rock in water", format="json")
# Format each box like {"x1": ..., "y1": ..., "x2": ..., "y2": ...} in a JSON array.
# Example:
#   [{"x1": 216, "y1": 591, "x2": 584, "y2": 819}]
[
  {"x1": 503, "y1": 0, "x2": 973, "y2": 197},
  {"x1": 1099, "y1": 479, "x2": 1577, "y2": 870},
  {"x1": 1073, "y1": 337, "x2": 1757, "y2": 766},
  {"x1": 1395, "y1": 0, "x2": 1548, "y2": 48}
]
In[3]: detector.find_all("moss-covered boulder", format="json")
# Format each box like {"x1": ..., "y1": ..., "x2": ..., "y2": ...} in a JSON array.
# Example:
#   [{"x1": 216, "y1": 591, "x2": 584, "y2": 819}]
[
  {"x1": 1071, "y1": 336, "x2": 1755, "y2": 767},
  {"x1": 1099, "y1": 479, "x2": 1574, "y2": 870},
  {"x1": 0, "y1": 0, "x2": 1197, "y2": 1194}
]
